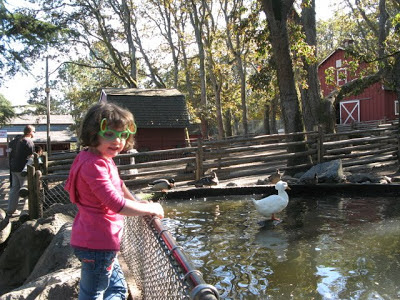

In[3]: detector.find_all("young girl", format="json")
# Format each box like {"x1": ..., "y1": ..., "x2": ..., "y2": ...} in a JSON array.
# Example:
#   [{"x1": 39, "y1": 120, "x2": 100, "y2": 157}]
[{"x1": 65, "y1": 102, "x2": 164, "y2": 299}]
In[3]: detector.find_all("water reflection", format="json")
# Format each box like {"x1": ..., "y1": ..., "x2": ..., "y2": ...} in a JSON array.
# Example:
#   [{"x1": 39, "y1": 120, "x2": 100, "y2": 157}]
[
  {"x1": 163, "y1": 195, "x2": 400, "y2": 299},
  {"x1": 255, "y1": 227, "x2": 289, "y2": 262},
  {"x1": 316, "y1": 266, "x2": 345, "y2": 299}
]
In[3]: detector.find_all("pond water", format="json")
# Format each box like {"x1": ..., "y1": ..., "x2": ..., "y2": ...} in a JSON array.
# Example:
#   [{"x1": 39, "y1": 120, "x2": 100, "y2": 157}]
[{"x1": 162, "y1": 194, "x2": 400, "y2": 299}]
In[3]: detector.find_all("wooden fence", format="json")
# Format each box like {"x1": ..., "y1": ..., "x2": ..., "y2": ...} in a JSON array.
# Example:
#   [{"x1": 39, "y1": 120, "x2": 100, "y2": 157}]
[{"x1": 26, "y1": 121, "x2": 399, "y2": 218}]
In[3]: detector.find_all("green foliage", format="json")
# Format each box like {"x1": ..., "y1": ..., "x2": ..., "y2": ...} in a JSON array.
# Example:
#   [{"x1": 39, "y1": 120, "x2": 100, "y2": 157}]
[
  {"x1": 0, "y1": 0, "x2": 72, "y2": 78},
  {"x1": 317, "y1": 0, "x2": 400, "y2": 64},
  {"x1": 57, "y1": 56, "x2": 128, "y2": 132},
  {"x1": 8, "y1": 0, "x2": 399, "y2": 138},
  {"x1": 0, "y1": 93, "x2": 15, "y2": 125}
]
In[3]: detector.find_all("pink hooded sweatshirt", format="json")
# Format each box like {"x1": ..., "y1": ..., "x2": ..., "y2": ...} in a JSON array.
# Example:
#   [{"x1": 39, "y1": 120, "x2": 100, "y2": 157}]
[{"x1": 65, "y1": 150, "x2": 126, "y2": 251}]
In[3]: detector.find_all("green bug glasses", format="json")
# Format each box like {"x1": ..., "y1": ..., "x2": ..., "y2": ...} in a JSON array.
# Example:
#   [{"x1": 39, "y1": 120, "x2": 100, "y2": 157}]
[{"x1": 98, "y1": 118, "x2": 137, "y2": 140}]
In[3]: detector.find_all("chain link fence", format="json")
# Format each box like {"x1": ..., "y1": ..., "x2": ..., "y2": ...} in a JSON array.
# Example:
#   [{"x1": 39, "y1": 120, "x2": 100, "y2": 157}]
[{"x1": 35, "y1": 175, "x2": 219, "y2": 300}]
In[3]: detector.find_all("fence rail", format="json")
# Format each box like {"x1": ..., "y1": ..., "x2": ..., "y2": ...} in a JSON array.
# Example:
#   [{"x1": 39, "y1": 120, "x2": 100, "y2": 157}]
[{"x1": 37, "y1": 121, "x2": 399, "y2": 189}]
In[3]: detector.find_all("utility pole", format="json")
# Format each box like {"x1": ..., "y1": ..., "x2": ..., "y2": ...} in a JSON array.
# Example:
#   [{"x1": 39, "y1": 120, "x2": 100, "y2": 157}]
[{"x1": 45, "y1": 57, "x2": 51, "y2": 156}]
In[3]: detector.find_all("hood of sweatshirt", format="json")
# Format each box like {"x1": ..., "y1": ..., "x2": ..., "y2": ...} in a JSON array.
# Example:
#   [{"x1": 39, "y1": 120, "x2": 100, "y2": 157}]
[{"x1": 65, "y1": 150, "x2": 89, "y2": 204}]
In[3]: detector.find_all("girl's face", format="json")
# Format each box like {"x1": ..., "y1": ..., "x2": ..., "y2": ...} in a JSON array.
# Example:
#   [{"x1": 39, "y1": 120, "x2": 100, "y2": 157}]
[{"x1": 95, "y1": 125, "x2": 127, "y2": 159}]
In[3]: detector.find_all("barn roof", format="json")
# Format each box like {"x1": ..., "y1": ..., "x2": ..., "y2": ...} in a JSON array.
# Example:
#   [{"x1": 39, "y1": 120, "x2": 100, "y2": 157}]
[
  {"x1": 8, "y1": 115, "x2": 74, "y2": 125},
  {"x1": 318, "y1": 47, "x2": 345, "y2": 67},
  {"x1": 100, "y1": 88, "x2": 190, "y2": 128}
]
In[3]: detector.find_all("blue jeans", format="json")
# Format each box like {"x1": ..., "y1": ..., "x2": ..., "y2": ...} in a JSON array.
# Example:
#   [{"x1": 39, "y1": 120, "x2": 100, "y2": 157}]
[{"x1": 74, "y1": 249, "x2": 127, "y2": 300}]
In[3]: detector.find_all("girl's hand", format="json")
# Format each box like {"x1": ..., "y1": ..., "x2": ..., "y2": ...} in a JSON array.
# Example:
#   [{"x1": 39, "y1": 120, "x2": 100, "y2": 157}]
[{"x1": 149, "y1": 202, "x2": 164, "y2": 219}]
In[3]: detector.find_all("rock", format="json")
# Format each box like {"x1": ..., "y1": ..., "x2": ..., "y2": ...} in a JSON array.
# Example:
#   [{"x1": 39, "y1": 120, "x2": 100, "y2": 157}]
[
  {"x1": 43, "y1": 203, "x2": 77, "y2": 219},
  {"x1": 300, "y1": 159, "x2": 345, "y2": 183},
  {"x1": 346, "y1": 173, "x2": 381, "y2": 184},
  {"x1": 184, "y1": 162, "x2": 196, "y2": 174},
  {"x1": 0, "y1": 213, "x2": 74, "y2": 290},
  {"x1": 293, "y1": 171, "x2": 306, "y2": 179},
  {"x1": 286, "y1": 177, "x2": 299, "y2": 185},
  {"x1": 256, "y1": 179, "x2": 267, "y2": 185},
  {"x1": 391, "y1": 175, "x2": 400, "y2": 183},
  {"x1": 226, "y1": 182, "x2": 238, "y2": 187},
  {"x1": 0, "y1": 209, "x2": 11, "y2": 244},
  {"x1": 1, "y1": 267, "x2": 80, "y2": 300},
  {"x1": 25, "y1": 223, "x2": 79, "y2": 284},
  {"x1": 383, "y1": 176, "x2": 392, "y2": 183}
]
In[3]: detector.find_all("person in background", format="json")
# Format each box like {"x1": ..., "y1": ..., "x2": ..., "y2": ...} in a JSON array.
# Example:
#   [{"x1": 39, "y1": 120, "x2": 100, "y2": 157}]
[
  {"x1": 34, "y1": 145, "x2": 44, "y2": 172},
  {"x1": 65, "y1": 102, "x2": 164, "y2": 299},
  {"x1": 34, "y1": 145, "x2": 43, "y2": 157},
  {"x1": 21, "y1": 145, "x2": 44, "y2": 177},
  {"x1": 7, "y1": 125, "x2": 35, "y2": 218},
  {"x1": 7, "y1": 134, "x2": 22, "y2": 187}
]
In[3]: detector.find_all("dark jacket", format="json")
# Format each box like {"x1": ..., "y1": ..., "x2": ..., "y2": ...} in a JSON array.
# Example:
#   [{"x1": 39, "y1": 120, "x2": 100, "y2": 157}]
[{"x1": 10, "y1": 137, "x2": 34, "y2": 172}]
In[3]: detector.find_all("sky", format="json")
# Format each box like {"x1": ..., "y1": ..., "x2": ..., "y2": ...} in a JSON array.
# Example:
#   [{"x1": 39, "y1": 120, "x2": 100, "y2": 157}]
[
  {"x1": 0, "y1": 68, "x2": 44, "y2": 107},
  {"x1": 0, "y1": 0, "x2": 337, "y2": 108}
]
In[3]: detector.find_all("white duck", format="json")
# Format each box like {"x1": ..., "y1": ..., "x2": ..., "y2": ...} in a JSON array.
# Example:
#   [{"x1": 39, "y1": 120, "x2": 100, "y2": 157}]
[{"x1": 252, "y1": 180, "x2": 290, "y2": 221}]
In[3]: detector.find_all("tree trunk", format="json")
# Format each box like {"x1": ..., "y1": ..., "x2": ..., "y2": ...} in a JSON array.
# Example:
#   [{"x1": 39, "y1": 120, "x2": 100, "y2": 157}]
[
  {"x1": 121, "y1": 0, "x2": 137, "y2": 87},
  {"x1": 224, "y1": 109, "x2": 233, "y2": 137},
  {"x1": 157, "y1": 1, "x2": 179, "y2": 88},
  {"x1": 238, "y1": 57, "x2": 249, "y2": 136},
  {"x1": 222, "y1": 0, "x2": 249, "y2": 136},
  {"x1": 176, "y1": 17, "x2": 195, "y2": 104},
  {"x1": 189, "y1": 0, "x2": 208, "y2": 139},
  {"x1": 264, "y1": 103, "x2": 271, "y2": 134},
  {"x1": 300, "y1": 0, "x2": 322, "y2": 132},
  {"x1": 207, "y1": 57, "x2": 225, "y2": 139},
  {"x1": 271, "y1": 95, "x2": 278, "y2": 134},
  {"x1": 260, "y1": 0, "x2": 310, "y2": 168}
]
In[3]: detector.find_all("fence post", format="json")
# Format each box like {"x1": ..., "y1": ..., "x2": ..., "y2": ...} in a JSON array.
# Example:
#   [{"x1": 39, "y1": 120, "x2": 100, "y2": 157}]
[
  {"x1": 35, "y1": 170, "x2": 43, "y2": 218},
  {"x1": 33, "y1": 153, "x2": 39, "y2": 169},
  {"x1": 195, "y1": 139, "x2": 204, "y2": 181},
  {"x1": 185, "y1": 127, "x2": 191, "y2": 147},
  {"x1": 317, "y1": 125, "x2": 324, "y2": 163},
  {"x1": 43, "y1": 152, "x2": 48, "y2": 176},
  {"x1": 397, "y1": 132, "x2": 400, "y2": 165},
  {"x1": 27, "y1": 165, "x2": 38, "y2": 220}
]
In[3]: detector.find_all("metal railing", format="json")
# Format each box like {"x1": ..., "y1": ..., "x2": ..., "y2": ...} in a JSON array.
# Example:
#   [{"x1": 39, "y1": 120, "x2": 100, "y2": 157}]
[{"x1": 122, "y1": 216, "x2": 219, "y2": 300}]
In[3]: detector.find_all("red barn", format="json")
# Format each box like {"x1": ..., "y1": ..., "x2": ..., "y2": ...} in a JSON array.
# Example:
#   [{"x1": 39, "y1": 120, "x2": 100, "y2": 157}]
[
  {"x1": 318, "y1": 45, "x2": 398, "y2": 125},
  {"x1": 100, "y1": 88, "x2": 191, "y2": 151}
]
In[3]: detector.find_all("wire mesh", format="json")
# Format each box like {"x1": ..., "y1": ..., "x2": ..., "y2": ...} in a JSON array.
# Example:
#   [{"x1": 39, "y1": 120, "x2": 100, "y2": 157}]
[
  {"x1": 37, "y1": 176, "x2": 218, "y2": 299},
  {"x1": 41, "y1": 179, "x2": 70, "y2": 213},
  {"x1": 121, "y1": 217, "x2": 191, "y2": 299}
]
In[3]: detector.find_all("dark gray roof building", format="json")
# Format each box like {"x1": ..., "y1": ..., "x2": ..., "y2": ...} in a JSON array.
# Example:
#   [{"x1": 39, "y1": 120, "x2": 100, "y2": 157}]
[
  {"x1": 100, "y1": 88, "x2": 190, "y2": 128},
  {"x1": 1, "y1": 115, "x2": 76, "y2": 143}
]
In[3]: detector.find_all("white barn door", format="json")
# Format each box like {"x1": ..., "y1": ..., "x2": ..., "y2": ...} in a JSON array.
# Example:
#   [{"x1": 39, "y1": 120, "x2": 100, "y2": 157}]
[{"x1": 340, "y1": 100, "x2": 360, "y2": 124}]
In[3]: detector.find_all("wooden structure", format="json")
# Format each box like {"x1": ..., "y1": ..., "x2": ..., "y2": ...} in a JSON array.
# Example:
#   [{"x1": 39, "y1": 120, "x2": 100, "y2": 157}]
[
  {"x1": 34, "y1": 120, "x2": 398, "y2": 199},
  {"x1": 318, "y1": 42, "x2": 398, "y2": 125},
  {"x1": 0, "y1": 115, "x2": 76, "y2": 168},
  {"x1": 99, "y1": 88, "x2": 191, "y2": 151}
]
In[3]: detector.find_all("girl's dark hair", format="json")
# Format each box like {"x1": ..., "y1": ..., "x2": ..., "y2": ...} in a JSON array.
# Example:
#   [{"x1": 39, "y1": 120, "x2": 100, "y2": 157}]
[
  {"x1": 35, "y1": 145, "x2": 43, "y2": 153},
  {"x1": 79, "y1": 102, "x2": 136, "y2": 150}
]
